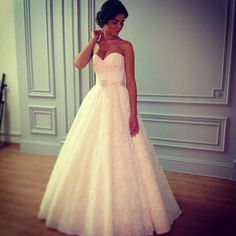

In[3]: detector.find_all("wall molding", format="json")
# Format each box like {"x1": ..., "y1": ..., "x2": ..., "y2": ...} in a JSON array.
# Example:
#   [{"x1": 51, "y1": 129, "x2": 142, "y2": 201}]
[
  {"x1": 29, "y1": 105, "x2": 57, "y2": 135},
  {"x1": 141, "y1": 112, "x2": 228, "y2": 152},
  {"x1": 88, "y1": 0, "x2": 96, "y2": 89},
  {"x1": 137, "y1": 0, "x2": 235, "y2": 104},
  {"x1": 62, "y1": 0, "x2": 81, "y2": 132},
  {"x1": 24, "y1": 0, "x2": 56, "y2": 97},
  {"x1": 72, "y1": 0, "x2": 82, "y2": 110}
]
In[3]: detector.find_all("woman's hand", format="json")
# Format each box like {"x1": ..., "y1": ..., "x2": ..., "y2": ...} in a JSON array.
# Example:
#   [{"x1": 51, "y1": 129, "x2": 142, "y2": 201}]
[
  {"x1": 91, "y1": 30, "x2": 103, "y2": 43},
  {"x1": 129, "y1": 114, "x2": 139, "y2": 137}
]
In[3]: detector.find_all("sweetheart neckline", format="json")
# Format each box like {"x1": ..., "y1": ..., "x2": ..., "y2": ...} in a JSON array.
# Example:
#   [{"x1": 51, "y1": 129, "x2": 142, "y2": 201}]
[{"x1": 93, "y1": 52, "x2": 124, "y2": 61}]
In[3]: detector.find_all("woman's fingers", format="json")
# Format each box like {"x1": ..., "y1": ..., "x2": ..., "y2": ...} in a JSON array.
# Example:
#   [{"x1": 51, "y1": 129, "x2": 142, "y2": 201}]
[
  {"x1": 129, "y1": 119, "x2": 139, "y2": 137},
  {"x1": 92, "y1": 30, "x2": 103, "y2": 42}
]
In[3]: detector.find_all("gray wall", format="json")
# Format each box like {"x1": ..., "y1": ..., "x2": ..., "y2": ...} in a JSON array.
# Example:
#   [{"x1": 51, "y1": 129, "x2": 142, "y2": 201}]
[{"x1": 14, "y1": 0, "x2": 236, "y2": 180}]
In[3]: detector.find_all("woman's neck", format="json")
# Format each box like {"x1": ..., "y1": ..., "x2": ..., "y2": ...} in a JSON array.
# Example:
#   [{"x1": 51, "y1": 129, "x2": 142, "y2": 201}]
[{"x1": 102, "y1": 30, "x2": 118, "y2": 41}]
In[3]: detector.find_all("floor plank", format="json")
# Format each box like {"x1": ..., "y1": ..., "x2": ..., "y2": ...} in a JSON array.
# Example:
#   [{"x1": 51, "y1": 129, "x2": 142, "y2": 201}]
[{"x1": 0, "y1": 143, "x2": 235, "y2": 236}]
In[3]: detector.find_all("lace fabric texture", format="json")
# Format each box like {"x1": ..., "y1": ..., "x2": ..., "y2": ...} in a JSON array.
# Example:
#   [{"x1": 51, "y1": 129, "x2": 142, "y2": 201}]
[{"x1": 38, "y1": 53, "x2": 181, "y2": 236}]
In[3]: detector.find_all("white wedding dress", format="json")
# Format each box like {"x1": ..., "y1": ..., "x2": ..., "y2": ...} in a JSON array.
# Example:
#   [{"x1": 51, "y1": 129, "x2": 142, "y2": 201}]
[{"x1": 38, "y1": 52, "x2": 181, "y2": 236}]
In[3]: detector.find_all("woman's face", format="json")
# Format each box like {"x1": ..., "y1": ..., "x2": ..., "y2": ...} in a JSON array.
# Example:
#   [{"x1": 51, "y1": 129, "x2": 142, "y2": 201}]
[{"x1": 104, "y1": 13, "x2": 126, "y2": 37}]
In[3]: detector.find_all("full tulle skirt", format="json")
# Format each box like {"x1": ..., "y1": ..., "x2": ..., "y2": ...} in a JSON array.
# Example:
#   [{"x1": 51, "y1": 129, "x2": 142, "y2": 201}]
[{"x1": 38, "y1": 84, "x2": 181, "y2": 236}]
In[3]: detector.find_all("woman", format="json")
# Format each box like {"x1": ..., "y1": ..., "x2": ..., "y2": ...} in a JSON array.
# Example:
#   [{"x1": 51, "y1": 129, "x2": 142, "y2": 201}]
[{"x1": 38, "y1": 1, "x2": 181, "y2": 235}]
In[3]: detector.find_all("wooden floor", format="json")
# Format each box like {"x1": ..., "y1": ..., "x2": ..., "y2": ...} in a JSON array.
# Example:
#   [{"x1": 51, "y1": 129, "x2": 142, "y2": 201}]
[{"x1": 0, "y1": 143, "x2": 235, "y2": 236}]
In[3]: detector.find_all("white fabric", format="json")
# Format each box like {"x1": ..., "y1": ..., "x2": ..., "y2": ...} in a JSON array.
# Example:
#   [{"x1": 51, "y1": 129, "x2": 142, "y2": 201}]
[{"x1": 38, "y1": 53, "x2": 181, "y2": 236}]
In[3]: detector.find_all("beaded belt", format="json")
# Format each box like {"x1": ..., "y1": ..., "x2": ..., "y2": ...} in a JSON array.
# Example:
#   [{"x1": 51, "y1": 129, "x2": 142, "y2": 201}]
[{"x1": 97, "y1": 80, "x2": 125, "y2": 87}]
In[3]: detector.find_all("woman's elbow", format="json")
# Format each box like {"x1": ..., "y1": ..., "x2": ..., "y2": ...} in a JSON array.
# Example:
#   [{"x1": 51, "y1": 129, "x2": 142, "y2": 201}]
[
  {"x1": 75, "y1": 55, "x2": 85, "y2": 69},
  {"x1": 75, "y1": 60, "x2": 85, "y2": 69}
]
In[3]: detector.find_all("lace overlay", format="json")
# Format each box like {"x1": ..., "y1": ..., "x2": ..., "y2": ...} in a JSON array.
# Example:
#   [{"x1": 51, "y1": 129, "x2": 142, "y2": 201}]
[{"x1": 38, "y1": 52, "x2": 181, "y2": 236}]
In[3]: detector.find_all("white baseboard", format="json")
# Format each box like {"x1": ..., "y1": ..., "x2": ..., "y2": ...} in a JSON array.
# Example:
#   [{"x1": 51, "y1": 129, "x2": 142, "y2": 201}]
[
  {"x1": 0, "y1": 131, "x2": 21, "y2": 143},
  {"x1": 159, "y1": 155, "x2": 235, "y2": 181},
  {"x1": 20, "y1": 139, "x2": 61, "y2": 156}
]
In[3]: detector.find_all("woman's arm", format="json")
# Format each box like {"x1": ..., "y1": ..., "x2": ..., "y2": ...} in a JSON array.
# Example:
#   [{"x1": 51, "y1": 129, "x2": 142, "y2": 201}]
[
  {"x1": 75, "y1": 31, "x2": 101, "y2": 69},
  {"x1": 123, "y1": 41, "x2": 139, "y2": 136}
]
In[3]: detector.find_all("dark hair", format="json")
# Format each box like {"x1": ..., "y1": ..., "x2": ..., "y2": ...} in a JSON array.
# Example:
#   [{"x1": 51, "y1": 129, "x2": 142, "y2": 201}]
[{"x1": 96, "y1": 0, "x2": 128, "y2": 28}]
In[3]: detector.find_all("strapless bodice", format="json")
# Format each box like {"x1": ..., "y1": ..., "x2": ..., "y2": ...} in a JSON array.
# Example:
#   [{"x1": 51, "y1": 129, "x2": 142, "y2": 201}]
[{"x1": 93, "y1": 52, "x2": 125, "y2": 86}]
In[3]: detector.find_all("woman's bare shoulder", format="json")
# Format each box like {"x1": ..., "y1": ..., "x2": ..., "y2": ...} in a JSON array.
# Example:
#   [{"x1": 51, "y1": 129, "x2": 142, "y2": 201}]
[
  {"x1": 119, "y1": 39, "x2": 134, "y2": 54},
  {"x1": 119, "y1": 39, "x2": 132, "y2": 47}
]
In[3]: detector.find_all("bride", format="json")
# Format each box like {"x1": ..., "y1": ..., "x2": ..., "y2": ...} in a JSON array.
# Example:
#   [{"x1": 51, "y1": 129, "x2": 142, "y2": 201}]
[{"x1": 38, "y1": 0, "x2": 182, "y2": 235}]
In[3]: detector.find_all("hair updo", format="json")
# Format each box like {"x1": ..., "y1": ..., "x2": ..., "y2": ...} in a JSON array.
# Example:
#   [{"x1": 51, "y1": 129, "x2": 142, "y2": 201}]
[{"x1": 96, "y1": 0, "x2": 128, "y2": 28}]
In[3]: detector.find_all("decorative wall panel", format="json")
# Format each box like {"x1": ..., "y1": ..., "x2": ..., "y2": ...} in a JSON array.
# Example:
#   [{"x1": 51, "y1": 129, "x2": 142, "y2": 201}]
[
  {"x1": 29, "y1": 105, "x2": 57, "y2": 135},
  {"x1": 24, "y1": 0, "x2": 55, "y2": 97},
  {"x1": 128, "y1": 0, "x2": 235, "y2": 104},
  {"x1": 141, "y1": 113, "x2": 228, "y2": 152}
]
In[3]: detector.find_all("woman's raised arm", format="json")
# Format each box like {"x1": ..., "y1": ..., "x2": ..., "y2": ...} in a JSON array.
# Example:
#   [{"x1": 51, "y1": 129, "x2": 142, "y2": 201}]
[{"x1": 75, "y1": 31, "x2": 101, "y2": 69}]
